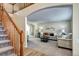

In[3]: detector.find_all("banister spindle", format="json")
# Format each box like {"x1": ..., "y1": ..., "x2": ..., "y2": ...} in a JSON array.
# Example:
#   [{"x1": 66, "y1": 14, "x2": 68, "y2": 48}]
[{"x1": 20, "y1": 31, "x2": 24, "y2": 56}]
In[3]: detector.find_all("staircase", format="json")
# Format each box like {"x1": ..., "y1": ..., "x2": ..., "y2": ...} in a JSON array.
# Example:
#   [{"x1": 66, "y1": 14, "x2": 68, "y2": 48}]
[
  {"x1": 0, "y1": 4, "x2": 24, "y2": 56},
  {"x1": 0, "y1": 21, "x2": 16, "y2": 56}
]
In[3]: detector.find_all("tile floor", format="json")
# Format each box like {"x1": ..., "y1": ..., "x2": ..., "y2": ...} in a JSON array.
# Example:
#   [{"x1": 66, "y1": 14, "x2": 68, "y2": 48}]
[{"x1": 27, "y1": 37, "x2": 72, "y2": 56}]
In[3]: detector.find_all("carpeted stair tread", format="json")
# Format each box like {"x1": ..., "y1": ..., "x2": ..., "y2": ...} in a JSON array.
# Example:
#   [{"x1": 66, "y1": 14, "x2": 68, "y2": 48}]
[
  {"x1": 0, "y1": 30, "x2": 5, "y2": 31},
  {"x1": 0, "y1": 26, "x2": 4, "y2": 28},
  {"x1": 0, "y1": 40, "x2": 10, "y2": 44},
  {"x1": 0, "y1": 46, "x2": 13, "y2": 54},
  {"x1": 0, "y1": 34, "x2": 8, "y2": 37},
  {"x1": 0, "y1": 22, "x2": 15, "y2": 56}
]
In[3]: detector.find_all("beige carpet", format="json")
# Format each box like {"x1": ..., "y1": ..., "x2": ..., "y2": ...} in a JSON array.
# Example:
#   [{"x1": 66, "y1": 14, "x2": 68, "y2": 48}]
[{"x1": 27, "y1": 37, "x2": 72, "y2": 56}]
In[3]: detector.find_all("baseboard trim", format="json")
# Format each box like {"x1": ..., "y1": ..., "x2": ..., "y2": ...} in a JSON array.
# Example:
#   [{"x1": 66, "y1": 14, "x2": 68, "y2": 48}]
[
  {"x1": 48, "y1": 39, "x2": 57, "y2": 41},
  {"x1": 58, "y1": 46, "x2": 72, "y2": 50}
]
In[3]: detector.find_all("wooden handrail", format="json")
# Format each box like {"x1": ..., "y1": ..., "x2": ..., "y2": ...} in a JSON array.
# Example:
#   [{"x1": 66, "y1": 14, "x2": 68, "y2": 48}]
[
  {"x1": 0, "y1": 4, "x2": 24, "y2": 56},
  {"x1": 0, "y1": 3, "x2": 21, "y2": 33},
  {"x1": 3, "y1": 8, "x2": 22, "y2": 34}
]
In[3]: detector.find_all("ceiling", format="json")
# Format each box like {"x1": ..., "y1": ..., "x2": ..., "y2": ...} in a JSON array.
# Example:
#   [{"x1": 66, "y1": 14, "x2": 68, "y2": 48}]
[
  {"x1": 27, "y1": 5, "x2": 72, "y2": 23},
  {"x1": 3, "y1": 3, "x2": 33, "y2": 13}
]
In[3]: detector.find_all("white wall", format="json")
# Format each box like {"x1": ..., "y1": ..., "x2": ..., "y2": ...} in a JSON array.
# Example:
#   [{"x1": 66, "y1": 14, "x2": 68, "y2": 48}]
[
  {"x1": 8, "y1": 13, "x2": 25, "y2": 32},
  {"x1": 25, "y1": 17, "x2": 27, "y2": 47},
  {"x1": 73, "y1": 4, "x2": 79, "y2": 56},
  {"x1": 12, "y1": 14, "x2": 25, "y2": 31},
  {"x1": 27, "y1": 22, "x2": 39, "y2": 37},
  {"x1": 38, "y1": 20, "x2": 72, "y2": 34}
]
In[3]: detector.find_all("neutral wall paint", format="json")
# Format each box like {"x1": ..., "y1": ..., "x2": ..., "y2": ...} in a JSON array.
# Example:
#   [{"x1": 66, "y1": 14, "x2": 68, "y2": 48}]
[
  {"x1": 38, "y1": 20, "x2": 72, "y2": 33},
  {"x1": 28, "y1": 23, "x2": 39, "y2": 37},
  {"x1": 11, "y1": 14, "x2": 25, "y2": 32},
  {"x1": 73, "y1": 4, "x2": 79, "y2": 56}
]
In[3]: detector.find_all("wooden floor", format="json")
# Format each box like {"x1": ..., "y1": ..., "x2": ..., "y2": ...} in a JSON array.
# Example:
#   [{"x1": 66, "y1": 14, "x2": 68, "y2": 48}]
[{"x1": 24, "y1": 48, "x2": 46, "y2": 56}]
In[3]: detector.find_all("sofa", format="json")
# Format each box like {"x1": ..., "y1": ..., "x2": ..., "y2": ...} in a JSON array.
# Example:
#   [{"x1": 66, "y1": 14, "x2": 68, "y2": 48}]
[{"x1": 57, "y1": 33, "x2": 72, "y2": 49}]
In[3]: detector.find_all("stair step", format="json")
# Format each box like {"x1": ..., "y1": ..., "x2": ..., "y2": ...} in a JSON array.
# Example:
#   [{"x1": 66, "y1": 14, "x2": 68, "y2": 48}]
[
  {"x1": 0, "y1": 22, "x2": 16, "y2": 56},
  {"x1": 0, "y1": 40, "x2": 10, "y2": 44},
  {"x1": 0, "y1": 30, "x2": 5, "y2": 31},
  {"x1": 0, "y1": 26, "x2": 3, "y2": 28},
  {"x1": 0, "y1": 34, "x2": 8, "y2": 37},
  {"x1": 0, "y1": 27, "x2": 4, "y2": 30},
  {"x1": 0, "y1": 46, "x2": 13, "y2": 54},
  {"x1": 0, "y1": 22, "x2": 2, "y2": 24}
]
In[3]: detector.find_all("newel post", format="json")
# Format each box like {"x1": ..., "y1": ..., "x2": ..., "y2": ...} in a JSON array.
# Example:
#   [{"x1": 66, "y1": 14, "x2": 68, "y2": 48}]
[{"x1": 20, "y1": 31, "x2": 24, "y2": 56}]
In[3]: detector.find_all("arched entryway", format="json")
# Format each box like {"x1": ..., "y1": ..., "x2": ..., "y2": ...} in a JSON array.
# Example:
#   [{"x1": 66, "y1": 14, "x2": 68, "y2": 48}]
[{"x1": 26, "y1": 4, "x2": 72, "y2": 55}]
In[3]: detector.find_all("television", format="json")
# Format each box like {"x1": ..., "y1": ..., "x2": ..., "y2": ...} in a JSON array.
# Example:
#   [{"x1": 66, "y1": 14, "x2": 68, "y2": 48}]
[{"x1": 50, "y1": 33, "x2": 54, "y2": 36}]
